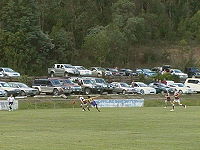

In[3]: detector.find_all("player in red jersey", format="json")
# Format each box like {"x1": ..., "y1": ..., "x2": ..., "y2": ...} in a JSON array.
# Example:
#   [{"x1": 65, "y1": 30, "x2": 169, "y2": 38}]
[{"x1": 170, "y1": 90, "x2": 186, "y2": 112}]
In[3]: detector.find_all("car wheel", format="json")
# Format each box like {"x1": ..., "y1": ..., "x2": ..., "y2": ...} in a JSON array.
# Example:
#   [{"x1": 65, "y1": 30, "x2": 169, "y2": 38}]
[
  {"x1": 53, "y1": 89, "x2": 59, "y2": 96},
  {"x1": 161, "y1": 90, "x2": 165, "y2": 95},
  {"x1": 122, "y1": 90, "x2": 126, "y2": 95},
  {"x1": 21, "y1": 91, "x2": 26, "y2": 96},
  {"x1": 50, "y1": 72, "x2": 54, "y2": 78},
  {"x1": 140, "y1": 89, "x2": 145, "y2": 95},
  {"x1": 64, "y1": 72, "x2": 69, "y2": 77},
  {"x1": 179, "y1": 90, "x2": 183, "y2": 94},
  {"x1": 84, "y1": 88, "x2": 91, "y2": 95},
  {"x1": 5, "y1": 91, "x2": 8, "y2": 97},
  {"x1": 97, "y1": 73, "x2": 101, "y2": 77}
]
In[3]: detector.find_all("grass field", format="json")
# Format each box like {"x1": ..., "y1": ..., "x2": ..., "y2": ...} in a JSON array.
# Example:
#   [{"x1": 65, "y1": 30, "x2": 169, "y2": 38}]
[{"x1": 0, "y1": 106, "x2": 200, "y2": 150}]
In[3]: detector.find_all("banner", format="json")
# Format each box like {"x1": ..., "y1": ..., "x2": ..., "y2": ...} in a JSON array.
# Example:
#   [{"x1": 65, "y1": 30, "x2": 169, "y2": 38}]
[
  {"x1": 0, "y1": 100, "x2": 18, "y2": 110},
  {"x1": 95, "y1": 99, "x2": 144, "y2": 108}
]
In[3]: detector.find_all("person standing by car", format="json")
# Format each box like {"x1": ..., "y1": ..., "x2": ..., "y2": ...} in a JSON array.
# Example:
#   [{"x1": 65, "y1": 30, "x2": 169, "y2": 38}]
[{"x1": 7, "y1": 94, "x2": 15, "y2": 111}]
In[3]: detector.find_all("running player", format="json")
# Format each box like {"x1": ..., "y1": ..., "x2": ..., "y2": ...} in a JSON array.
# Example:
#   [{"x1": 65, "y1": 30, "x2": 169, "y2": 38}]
[
  {"x1": 87, "y1": 96, "x2": 100, "y2": 112},
  {"x1": 170, "y1": 90, "x2": 186, "y2": 112},
  {"x1": 164, "y1": 92, "x2": 172, "y2": 108},
  {"x1": 79, "y1": 96, "x2": 90, "y2": 111}
]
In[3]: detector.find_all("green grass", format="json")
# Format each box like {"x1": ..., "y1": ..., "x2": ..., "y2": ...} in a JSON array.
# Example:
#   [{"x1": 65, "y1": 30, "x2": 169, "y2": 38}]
[{"x1": 0, "y1": 107, "x2": 200, "y2": 150}]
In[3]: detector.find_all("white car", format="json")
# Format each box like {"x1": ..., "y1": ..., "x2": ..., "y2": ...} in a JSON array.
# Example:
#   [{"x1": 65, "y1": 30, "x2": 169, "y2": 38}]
[
  {"x1": 0, "y1": 67, "x2": 20, "y2": 77},
  {"x1": 73, "y1": 66, "x2": 92, "y2": 76},
  {"x1": 170, "y1": 69, "x2": 188, "y2": 79},
  {"x1": 169, "y1": 83, "x2": 195, "y2": 94},
  {"x1": 90, "y1": 67, "x2": 112, "y2": 76},
  {"x1": 184, "y1": 78, "x2": 200, "y2": 92},
  {"x1": 132, "y1": 82, "x2": 156, "y2": 95},
  {"x1": 0, "y1": 72, "x2": 3, "y2": 77},
  {"x1": 111, "y1": 82, "x2": 136, "y2": 94}
]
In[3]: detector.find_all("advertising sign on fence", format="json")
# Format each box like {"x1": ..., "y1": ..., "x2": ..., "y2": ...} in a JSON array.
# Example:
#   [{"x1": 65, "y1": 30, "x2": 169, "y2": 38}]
[
  {"x1": 0, "y1": 100, "x2": 18, "y2": 110},
  {"x1": 95, "y1": 99, "x2": 144, "y2": 108}
]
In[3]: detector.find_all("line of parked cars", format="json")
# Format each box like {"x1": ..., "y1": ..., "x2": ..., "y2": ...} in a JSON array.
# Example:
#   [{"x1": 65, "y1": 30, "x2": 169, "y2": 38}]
[
  {"x1": 0, "y1": 81, "x2": 38, "y2": 97},
  {"x1": 0, "y1": 76, "x2": 199, "y2": 97}
]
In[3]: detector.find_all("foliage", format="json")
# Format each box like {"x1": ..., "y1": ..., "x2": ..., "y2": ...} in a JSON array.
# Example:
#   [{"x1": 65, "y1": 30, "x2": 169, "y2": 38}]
[
  {"x1": 1, "y1": 0, "x2": 200, "y2": 75},
  {"x1": 154, "y1": 73, "x2": 180, "y2": 82}
]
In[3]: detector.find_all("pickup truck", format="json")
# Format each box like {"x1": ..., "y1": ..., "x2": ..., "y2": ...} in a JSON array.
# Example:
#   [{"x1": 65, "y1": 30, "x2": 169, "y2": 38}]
[{"x1": 48, "y1": 64, "x2": 80, "y2": 77}]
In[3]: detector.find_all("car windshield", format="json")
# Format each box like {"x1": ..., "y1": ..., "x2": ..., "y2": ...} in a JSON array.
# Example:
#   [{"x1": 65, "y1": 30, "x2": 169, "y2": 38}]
[
  {"x1": 108, "y1": 68, "x2": 118, "y2": 72},
  {"x1": 159, "y1": 83, "x2": 168, "y2": 87},
  {"x1": 120, "y1": 83, "x2": 129, "y2": 87},
  {"x1": 62, "y1": 80, "x2": 73, "y2": 84},
  {"x1": 174, "y1": 83, "x2": 184, "y2": 87},
  {"x1": 17, "y1": 83, "x2": 29, "y2": 88},
  {"x1": 83, "y1": 79, "x2": 93, "y2": 84},
  {"x1": 4, "y1": 68, "x2": 14, "y2": 72},
  {"x1": 143, "y1": 69, "x2": 154, "y2": 73},
  {"x1": 51, "y1": 80, "x2": 61, "y2": 85},
  {"x1": 138, "y1": 83, "x2": 148, "y2": 87},
  {"x1": 76, "y1": 66, "x2": 86, "y2": 70},
  {"x1": 0, "y1": 82, "x2": 10, "y2": 87},
  {"x1": 95, "y1": 78, "x2": 106, "y2": 84},
  {"x1": 64, "y1": 65, "x2": 74, "y2": 69},
  {"x1": 96, "y1": 67, "x2": 106, "y2": 71},
  {"x1": 174, "y1": 70, "x2": 182, "y2": 73},
  {"x1": 192, "y1": 68, "x2": 199, "y2": 72}
]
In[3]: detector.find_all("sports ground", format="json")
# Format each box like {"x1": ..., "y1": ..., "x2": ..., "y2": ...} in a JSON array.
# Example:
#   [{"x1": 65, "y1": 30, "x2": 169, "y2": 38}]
[{"x1": 0, "y1": 106, "x2": 199, "y2": 150}]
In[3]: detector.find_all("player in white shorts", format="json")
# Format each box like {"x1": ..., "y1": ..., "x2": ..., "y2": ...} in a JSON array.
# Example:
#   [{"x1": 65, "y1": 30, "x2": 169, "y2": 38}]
[
  {"x1": 7, "y1": 94, "x2": 15, "y2": 111},
  {"x1": 79, "y1": 96, "x2": 90, "y2": 111},
  {"x1": 164, "y1": 92, "x2": 173, "y2": 108},
  {"x1": 170, "y1": 91, "x2": 186, "y2": 111}
]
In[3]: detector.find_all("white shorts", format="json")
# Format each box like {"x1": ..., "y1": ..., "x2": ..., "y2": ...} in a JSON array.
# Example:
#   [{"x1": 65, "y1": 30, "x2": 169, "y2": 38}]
[
  {"x1": 173, "y1": 99, "x2": 180, "y2": 103},
  {"x1": 81, "y1": 103, "x2": 88, "y2": 108}
]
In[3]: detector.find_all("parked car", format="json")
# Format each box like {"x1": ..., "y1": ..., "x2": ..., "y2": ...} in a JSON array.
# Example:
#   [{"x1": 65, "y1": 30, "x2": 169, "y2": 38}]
[
  {"x1": 111, "y1": 82, "x2": 136, "y2": 94},
  {"x1": 119, "y1": 69, "x2": 137, "y2": 76},
  {"x1": 32, "y1": 79, "x2": 72, "y2": 95},
  {"x1": 162, "y1": 65, "x2": 171, "y2": 73},
  {"x1": 57, "y1": 78, "x2": 82, "y2": 94},
  {"x1": 136, "y1": 69, "x2": 157, "y2": 77},
  {"x1": 184, "y1": 78, "x2": 200, "y2": 93},
  {"x1": 73, "y1": 66, "x2": 92, "y2": 76},
  {"x1": 170, "y1": 69, "x2": 188, "y2": 79},
  {"x1": 131, "y1": 82, "x2": 156, "y2": 95},
  {"x1": 149, "y1": 82, "x2": 175, "y2": 94},
  {"x1": 90, "y1": 67, "x2": 112, "y2": 76},
  {"x1": 0, "y1": 81, "x2": 21, "y2": 96},
  {"x1": 87, "y1": 77, "x2": 114, "y2": 94},
  {"x1": 185, "y1": 67, "x2": 200, "y2": 78},
  {"x1": 48, "y1": 64, "x2": 80, "y2": 77},
  {"x1": 0, "y1": 67, "x2": 20, "y2": 77},
  {"x1": 0, "y1": 72, "x2": 4, "y2": 77},
  {"x1": 0, "y1": 89, "x2": 7, "y2": 97},
  {"x1": 106, "y1": 68, "x2": 125, "y2": 76},
  {"x1": 169, "y1": 83, "x2": 195, "y2": 94},
  {"x1": 74, "y1": 78, "x2": 103, "y2": 95},
  {"x1": 8, "y1": 82, "x2": 39, "y2": 96}
]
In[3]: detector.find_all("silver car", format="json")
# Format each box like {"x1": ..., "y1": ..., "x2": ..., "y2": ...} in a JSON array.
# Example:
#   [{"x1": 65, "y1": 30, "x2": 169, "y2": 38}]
[
  {"x1": 0, "y1": 81, "x2": 21, "y2": 96},
  {"x1": 8, "y1": 82, "x2": 39, "y2": 96},
  {"x1": 111, "y1": 82, "x2": 136, "y2": 94},
  {"x1": 0, "y1": 89, "x2": 7, "y2": 97}
]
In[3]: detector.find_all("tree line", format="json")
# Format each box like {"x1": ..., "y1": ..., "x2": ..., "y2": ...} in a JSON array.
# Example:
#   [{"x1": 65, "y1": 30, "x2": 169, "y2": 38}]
[{"x1": 0, "y1": 0, "x2": 200, "y2": 76}]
